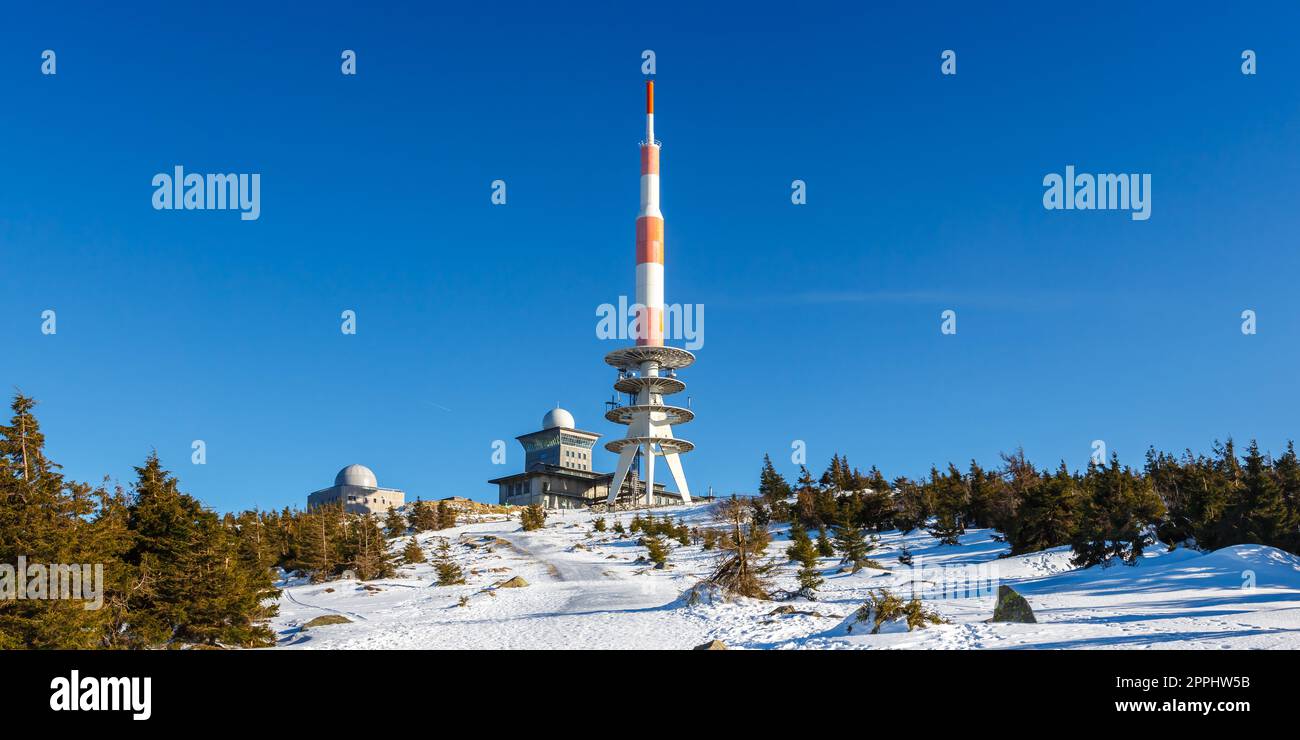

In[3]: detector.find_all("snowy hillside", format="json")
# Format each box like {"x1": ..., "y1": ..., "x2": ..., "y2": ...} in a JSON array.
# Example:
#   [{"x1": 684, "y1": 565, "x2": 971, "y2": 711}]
[{"x1": 270, "y1": 502, "x2": 1300, "y2": 649}]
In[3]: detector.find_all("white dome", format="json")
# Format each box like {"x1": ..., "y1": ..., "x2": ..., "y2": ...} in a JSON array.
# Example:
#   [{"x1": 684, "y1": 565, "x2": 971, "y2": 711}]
[
  {"x1": 542, "y1": 407, "x2": 575, "y2": 430},
  {"x1": 335, "y1": 464, "x2": 378, "y2": 488}
]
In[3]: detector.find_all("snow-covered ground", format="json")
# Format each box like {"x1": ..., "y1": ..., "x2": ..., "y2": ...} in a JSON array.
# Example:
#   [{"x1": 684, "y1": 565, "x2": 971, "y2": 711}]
[{"x1": 270, "y1": 502, "x2": 1300, "y2": 649}]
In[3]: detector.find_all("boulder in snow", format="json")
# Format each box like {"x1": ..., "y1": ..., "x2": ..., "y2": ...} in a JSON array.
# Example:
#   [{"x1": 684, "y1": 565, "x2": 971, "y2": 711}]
[
  {"x1": 301, "y1": 614, "x2": 351, "y2": 630},
  {"x1": 498, "y1": 576, "x2": 529, "y2": 588},
  {"x1": 693, "y1": 639, "x2": 727, "y2": 650},
  {"x1": 991, "y1": 585, "x2": 1036, "y2": 623},
  {"x1": 680, "y1": 581, "x2": 727, "y2": 607}
]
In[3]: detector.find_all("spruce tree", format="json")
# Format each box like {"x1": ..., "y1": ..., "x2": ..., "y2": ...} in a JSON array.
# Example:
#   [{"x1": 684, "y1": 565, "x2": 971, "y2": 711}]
[
  {"x1": 385, "y1": 506, "x2": 408, "y2": 538},
  {"x1": 297, "y1": 503, "x2": 344, "y2": 580},
  {"x1": 674, "y1": 519, "x2": 691, "y2": 546},
  {"x1": 816, "y1": 527, "x2": 834, "y2": 557},
  {"x1": 643, "y1": 533, "x2": 669, "y2": 566},
  {"x1": 520, "y1": 503, "x2": 546, "y2": 531},
  {"x1": 1272, "y1": 442, "x2": 1300, "y2": 552},
  {"x1": 707, "y1": 497, "x2": 774, "y2": 599},
  {"x1": 433, "y1": 540, "x2": 464, "y2": 585},
  {"x1": 832, "y1": 509, "x2": 875, "y2": 573},
  {"x1": 1009, "y1": 462, "x2": 1079, "y2": 555},
  {"x1": 1219, "y1": 440, "x2": 1287, "y2": 546},
  {"x1": 927, "y1": 464, "x2": 969, "y2": 545},
  {"x1": 348, "y1": 513, "x2": 395, "y2": 580},
  {"x1": 857, "y1": 466, "x2": 894, "y2": 531},
  {"x1": 410, "y1": 501, "x2": 438, "y2": 532},
  {"x1": 793, "y1": 466, "x2": 819, "y2": 527},
  {"x1": 402, "y1": 537, "x2": 425, "y2": 564},
  {"x1": 891, "y1": 476, "x2": 929, "y2": 533},
  {"x1": 0, "y1": 395, "x2": 121, "y2": 648},
  {"x1": 758, "y1": 454, "x2": 792, "y2": 504},
  {"x1": 1070, "y1": 455, "x2": 1165, "y2": 568},
  {"x1": 793, "y1": 535, "x2": 823, "y2": 598},
  {"x1": 785, "y1": 521, "x2": 812, "y2": 561},
  {"x1": 436, "y1": 500, "x2": 457, "y2": 530},
  {"x1": 126, "y1": 453, "x2": 277, "y2": 646}
]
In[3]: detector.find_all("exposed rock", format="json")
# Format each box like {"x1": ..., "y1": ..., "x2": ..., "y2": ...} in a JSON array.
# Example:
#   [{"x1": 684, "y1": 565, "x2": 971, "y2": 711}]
[
  {"x1": 767, "y1": 605, "x2": 824, "y2": 618},
  {"x1": 693, "y1": 639, "x2": 727, "y2": 650},
  {"x1": 301, "y1": 614, "x2": 351, "y2": 629},
  {"x1": 991, "y1": 585, "x2": 1036, "y2": 623},
  {"x1": 681, "y1": 581, "x2": 727, "y2": 606},
  {"x1": 498, "y1": 576, "x2": 529, "y2": 588}
]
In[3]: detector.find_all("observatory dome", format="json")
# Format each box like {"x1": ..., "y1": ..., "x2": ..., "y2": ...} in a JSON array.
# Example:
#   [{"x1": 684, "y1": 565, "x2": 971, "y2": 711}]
[
  {"x1": 335, "y1": 464, "x2": 378, "y2": 489},
  {"x1": 542, "y1": 408, "x2": 576, "y2": 430}
]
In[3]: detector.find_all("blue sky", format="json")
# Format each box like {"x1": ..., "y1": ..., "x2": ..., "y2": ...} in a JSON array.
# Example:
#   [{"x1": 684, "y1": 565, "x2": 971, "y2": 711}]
[{"x1": 3, "y1": 2, "x2": 1299, "y2": 513}]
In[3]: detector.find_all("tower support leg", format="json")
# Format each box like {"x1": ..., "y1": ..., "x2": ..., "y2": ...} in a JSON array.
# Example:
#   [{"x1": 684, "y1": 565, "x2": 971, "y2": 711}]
[
  {"x1": 606, "y1": 445, "x2": 638, "y2": 506},
  {"x1": 663, "y1": 452, "x2": 692, "y2": 504},
  {"x1": 644, "y1": 442, "x2": 656, "y2": 509}
]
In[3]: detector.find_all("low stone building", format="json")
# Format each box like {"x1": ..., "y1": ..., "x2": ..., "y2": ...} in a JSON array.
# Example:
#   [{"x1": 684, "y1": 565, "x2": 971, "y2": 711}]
[{"x1": 308, "y1": 464, "x2": 405, "y2": 516}]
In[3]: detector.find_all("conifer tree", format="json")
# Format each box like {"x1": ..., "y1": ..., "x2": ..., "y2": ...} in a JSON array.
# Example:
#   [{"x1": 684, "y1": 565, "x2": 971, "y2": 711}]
[
  {"x1": 857, "y1": 466, "x2": 894, "y2": 531},
  {"x1": 1008, "y1": 462, "x2": 1079, "y2": 555},
  {"x1": 832, "y1": 509, "x2": 875, "y2": 573},
  {"x1": 758, "y1": 454, "x2": 792, "y2": 505},
  {"x1": 593, "y1": 516, "x2": 607, "y2": 532},
  {"x1": 385, "y1": 506, "x2": 408, "y2": 538},
  {"x1": 644, "y1": 533, "x2": 669, "y2": 567},
  {"x1": 126, "y1": 452, "x2": 277, "y2": 646},
  {"x1": 520, "y1": 503, "x2": 546, "y2": 531},
  {"x1": 0, "y1": 395, "x2": 121, "y2": 648},
  {"x1": 433, "y1": 540, "x2": 464, "y2": 585},
  {"x1": 707, "y1": 497, "x2": 774, "y2": 599},
  {"x1": 701, "y1": 527, "x2": 718, "y2": 550},
  {"x1": 402, "y1": 537, "x2": 425, "y2": 564},
  {"x1": 348, "y1": 513, "x2": 395, "y2": 580},
  {"x1": 436, "y1": 500, "x2": 457, "y2": 530},
  {"x1": 792, "y1": 533, "x2": 823, "y2": 598},
  {"x1": 927, "y1": 464, "x2": 969, "y2": 545},
  {"x1": 613, "y1": 519, "x2": 626, "y2": 535},
  {"x1": 816, "y1": 527, "x2": 834, "y2": 557},
  {"x1": 297, "y1": 503, "x2": 344, "y2": 580},
  {"x1": 674, "y1": 519, "x2": 691, "y2": 546},
  {"x1": 785, "y1": 521, "x2": 812, "y2": 561},
  {"x1": 793, "y1": 466, "x2": 819, "y2": 526},
  {"x1": 1070, "y1": 455, "x2": 1165, "y2": 568},
  {"x1": 410, "y1": 501, "x2": 438, "y2": 532},
  {"x1": 891, "y1": 476, "x2": 929, "y2": 533},
  {"x1": 1223, "y1": 440, "x2": 1289, "y2": 546},
  {"x1": 1272, "y1": 442, "x2": 1300, "y2": 551}
]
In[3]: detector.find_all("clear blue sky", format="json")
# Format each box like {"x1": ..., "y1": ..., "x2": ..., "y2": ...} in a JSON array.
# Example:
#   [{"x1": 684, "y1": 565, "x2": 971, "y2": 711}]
[{"x1": 3, "y1": 2, "x2": 1299, "y2": 513}]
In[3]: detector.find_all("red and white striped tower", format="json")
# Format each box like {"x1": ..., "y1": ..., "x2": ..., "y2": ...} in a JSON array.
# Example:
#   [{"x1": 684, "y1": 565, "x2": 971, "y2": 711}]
[
  {"x1": 637, "y1": 80, "x2": 664, "y2": 347},
  {"x1": 604, "y1": 80, "x2": 695, "y2": 507}
]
